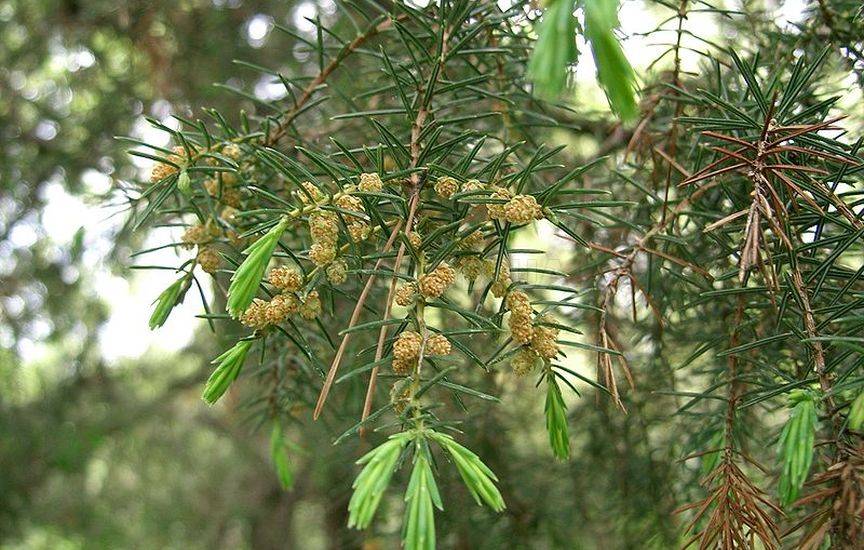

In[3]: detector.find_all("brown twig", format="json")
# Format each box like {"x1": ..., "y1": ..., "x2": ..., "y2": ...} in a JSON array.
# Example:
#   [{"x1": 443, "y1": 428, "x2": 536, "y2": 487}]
[
  {"x1": 314, "y1": 18, "x2": 452, "y2": 422},
  {"x1": 679, "y1": 298, "x2": 781, "y2": 549},
  {"x1": 358, "y1": 23, "x2": 454, "y2": 428},
  {"x1": 312, "y1": 219, "x2": 405, "y2": 419},
  {"x1": 265, "y1": 15, "x2": 402, "y2": 147}
]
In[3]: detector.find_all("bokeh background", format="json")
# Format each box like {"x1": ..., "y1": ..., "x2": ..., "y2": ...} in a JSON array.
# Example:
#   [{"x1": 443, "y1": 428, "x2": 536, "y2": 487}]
[{"x1": 2, "y1": 1, "x2": 861, "y2": 549}]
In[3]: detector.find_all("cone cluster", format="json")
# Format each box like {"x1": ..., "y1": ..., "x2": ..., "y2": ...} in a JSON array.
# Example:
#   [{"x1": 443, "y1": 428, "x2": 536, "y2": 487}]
[
  {"x1": 308, "y1": 209, "x2": 339, "y2": 266},
  {"x1": 358, "y1": 172, "x2": 384, "y2": 192},
  {"x1": 462, "y1": 179, "x2": 485, "y2": 193},
  {"x1": 395, "y1": 283, "x2": 418, "y2": 306},
  {"x1": 490, "y1": 262, "x2": 512, "y2": 298},
  {"x1": 502, "y1": 194, "x2": 543, "y2": 224},
  {"x1": 418, "y1": 263, "x2": 456, "y2": 298},
  {"x1": 456, "y1": 257, "x2": 495, "y2": 281},
  {"x1": 435, "y1": 176, "x2": 460, "y2": 199},
  {"x1": 326, "y1": 259, "x2": 348, "y2": 285},
  {"x1": 298, "y1": 181, "x2": 325, "y2": 204},
  {"x1": 530, "y1": 314, "x2": 560, "y2": 360},
  {"x1": 149, "y1": 146, "x2": 187, "y2": 183},
  {"x1": 299, "y1": 290, "x2": 322, "y2": 320},
  {"x1": 392, "y1": 330, "x2": 451, "y2": 374},
  {"x1": 335, "y1": 192, "x2": 369, "y2": 243},
  {"x1": 453, "y1": 230, "x2": 491, "y2": 280},
  {"x1": 240, "y1": 267, "x2": 320, "y2": 329},
  {"x1": 426, "y1": 333, "x2": 452, "y2": 356},
  {"x1": 506, "y1": 290, "x2": 534, "y2": 344},
  {"x1": 221, "y1": 143, "x2": 241, "y2": 159},
  {"x1": 181, "y1": 223, "x2": 219, "y2": 248},
  {"x1": 390, "y1": 382, "x2": 412, "y2": 414},
  {"x1": 269, "y1": 266, "x2": 303, "y2": 292},
  {"x1": 486, "y1": 186, "x2": 543, "y2": 225},
  {"x1": 204, "y1": 177, "x2": 242, "y2": 207},
  {"x1": 197, "y1": 246, "x2": 221, "y2": 274},
  {"x1": 408, "y1": 232, "x2": 422, "y2": 249},
  {"x1": 393, "y1": 330, "x2": 423, "y2": 374},
  {"x1": 504, "y1": 290, "x2": 560, "y2": 374},
  {"x1": 510, "y1": 348, "x2": 540, "y2": 376}
]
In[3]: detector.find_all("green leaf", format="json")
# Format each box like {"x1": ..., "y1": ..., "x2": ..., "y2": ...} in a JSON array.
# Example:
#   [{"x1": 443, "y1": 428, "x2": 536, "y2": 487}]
[
  {"x1": 527, "y1": 0, "x2": 579, "y2": 99},
  {"x1": 270, "y1": 420, "x2": 294, "y2": 490},
  {"x1": 149, "y1": 274, "x2": 191, "y2": 330},
  {"x1": 777, "y1": 392, "x2": 817, "y2": 507},
  {"x1": 403, "y1": 453, "x2": 440, "y2": 550},
  {"x1": 429, "y1": 432, "x2": 505, "y2": 512},
  {"x1": 70, "y1": 226, "x2": 85, "y2": 261},
  {"x1": 347, "y1": 433, "x2": 410, "y2": 530},
  {"x1": 849, "y1": 391, "x2": 864, "y2": 431},
  {"x1": 177, "y1": 170, "x2": 192, "y2": 197},
  {"x1": 584, "y1": 0, "x2": 638, "y2": 122},
  {"x1": 545, "y1": 375, "x2": 570, "y2": 460},
  {"x1": 202, "y1": 339, "x2": 254, "y2": 405},
  {"x1": 226, "y1": 217, "x2": 289, "y2": 318}
]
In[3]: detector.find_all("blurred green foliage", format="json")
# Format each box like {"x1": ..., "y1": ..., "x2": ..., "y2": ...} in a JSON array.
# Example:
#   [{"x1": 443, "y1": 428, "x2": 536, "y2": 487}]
[
  {"x1": 0, "y1": 1, "x2": 321, "y2": 547},
  {"x1": 2, "y1": 1, "x2": 863, "y2": 549}
]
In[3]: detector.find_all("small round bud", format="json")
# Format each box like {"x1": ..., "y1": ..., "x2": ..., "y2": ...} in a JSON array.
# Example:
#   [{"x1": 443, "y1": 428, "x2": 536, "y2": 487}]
[
  {"x1": 299, "y1": 290, "x2": 322, "y2": 320},
  {"x1": 407, "y1": 232, "x2": 422, "y2": 249},
  {"x1": 269, "y1": 266, "x2": 303, "y2": 292},
  {"x1": 326, "y1": 259, "x2": 348, "y2": 285},
  {"x1": 505, "y1": 290, "x2": 532, "y2": 317},
  {"x1": 508, "y1": 313, "x2": 534, "y2": 344},
  {"x1": 197, "y1": 246, "x2": 221, "y2": 274},
  {"x1": 240, "y1": 299, "x2": 269, "y2": 330},
  {"x1": 310, "y1": 243, "x2": 337, "y2": 266},
  {"x1": 358, "y1": 173, "x2": 384, "y2": 193},
  {"x1": 426, "y1": 334, "x2": 451, "y2": 356},
  {"x1": 298, "y1": 182, "x2": 325, "y2": 204},
  {"x1": 503, "y1": 195, "x2": 543, "y2": 225},
  {"x1": 434, "y1": 176, "x2": 460, "y2": 199},
  {"x1": 394, "y1": 283, "x2": 418, "y2": 307},
  {"x1": 266, "y1": 293, "x2": 298, "y2": 325},
  {"x1": 490, "y1": 263, "x2": 511, "y2": 298},
  {"x1": 511, "y1": 348, "x2": 540, "y2": 376},
  {"x1": 486, "y1": 187, "x2": 512, "y2": 220},
  {"x1": 394, "y1": 331, "x2": 422, "y2": 362},
  {"x1": 222, "y1": 143, "x2": 242, "y2": 160}
]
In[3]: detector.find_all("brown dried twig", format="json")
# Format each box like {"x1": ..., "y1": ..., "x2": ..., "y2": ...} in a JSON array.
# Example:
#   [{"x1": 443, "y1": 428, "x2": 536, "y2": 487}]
[{"x1": 786, "y1": 443, "x2": 864, "y2": 549}]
